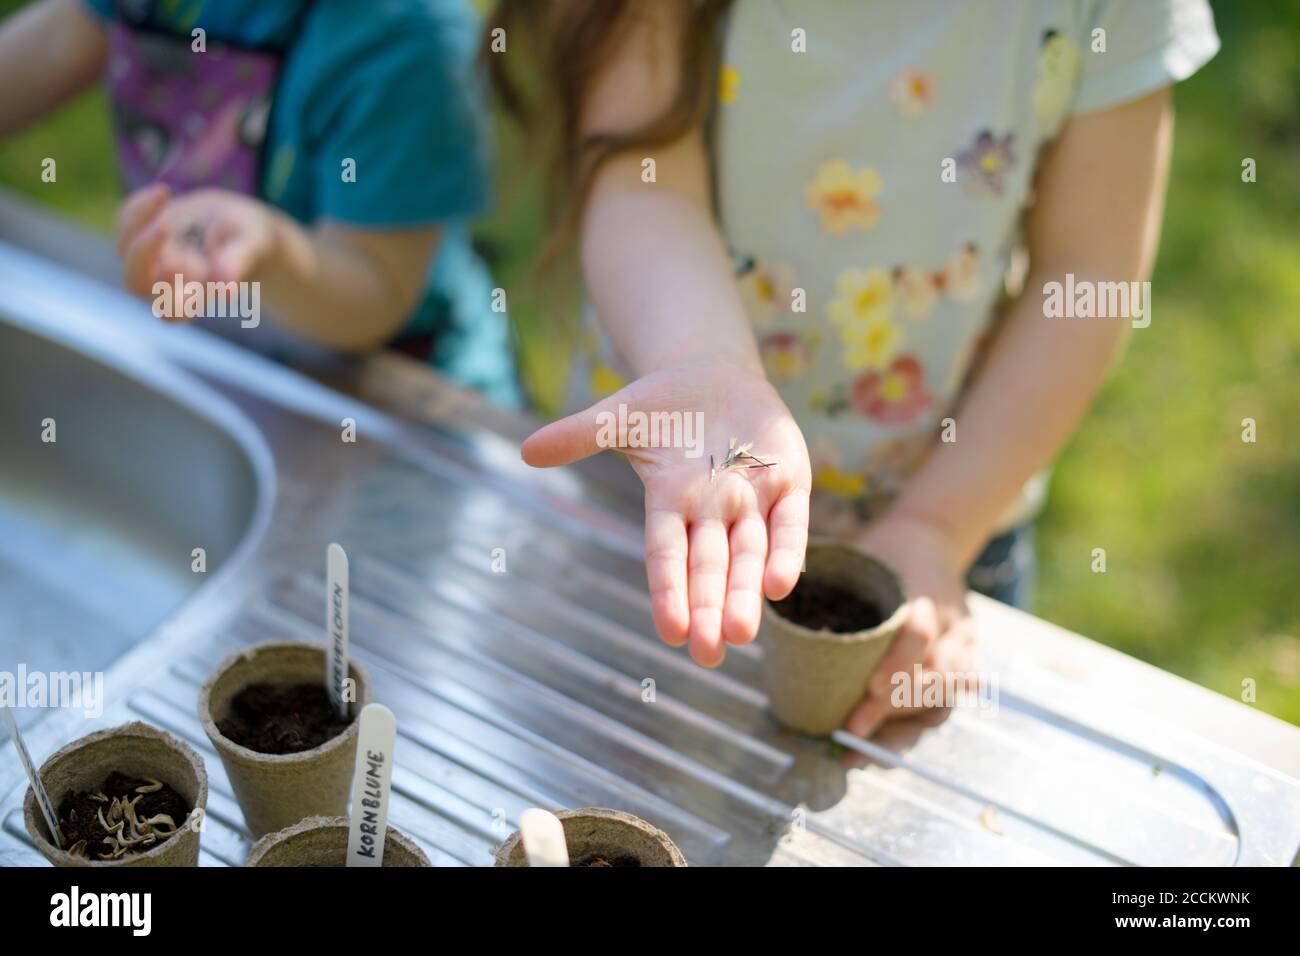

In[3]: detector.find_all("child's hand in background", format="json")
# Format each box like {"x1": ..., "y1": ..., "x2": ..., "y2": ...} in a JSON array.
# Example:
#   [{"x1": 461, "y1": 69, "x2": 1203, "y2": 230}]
[
  {"x1": 117, "y1": 183, "x2": 279, "y2": 307},
  {"x1": 847, "y1": 511, "x2": 979, "y2": 737},
  {"x1": 522, "y1": 358, "x2": 811, "y2": 667}
]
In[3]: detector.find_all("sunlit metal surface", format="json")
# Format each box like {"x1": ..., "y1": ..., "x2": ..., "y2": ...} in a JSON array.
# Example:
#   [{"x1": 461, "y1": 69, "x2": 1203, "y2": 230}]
[{"x1": 0, "y1": 204, "x2": 1297, "y2": 867}]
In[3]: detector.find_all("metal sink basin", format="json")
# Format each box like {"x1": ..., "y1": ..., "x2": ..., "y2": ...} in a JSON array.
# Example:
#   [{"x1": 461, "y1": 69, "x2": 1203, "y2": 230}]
[{"x1": 0, "y1": 251, "x2": 272, "y2": 740}]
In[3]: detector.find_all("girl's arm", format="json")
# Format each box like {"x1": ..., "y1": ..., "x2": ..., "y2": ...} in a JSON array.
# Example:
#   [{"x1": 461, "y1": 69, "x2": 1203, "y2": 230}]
[
  {"x1": 0, "y1": 0, "x2": 107, "y2": 138},
  {"x1": 521, "y1": 3, "x2": 811, "y2": 666},
  {"x1": 894, "y1": 87, "x2": 1172, "y2": 564},
  {"x1": 573, "y1": 5, "x2": 757, "y2": 377},
  {"x1": 848, "y1": 88, "x2": 1174, "y2": 736},
  {"x1": 116, "y1": 184, "x2": 439, "y2": 353}
]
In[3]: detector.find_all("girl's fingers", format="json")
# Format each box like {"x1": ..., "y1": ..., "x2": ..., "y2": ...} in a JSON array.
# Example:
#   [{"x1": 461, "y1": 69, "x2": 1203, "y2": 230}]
[
  {"x1": 115, "y1": 183, "x2": 171, "y2": 258},
  {"x1": 847, "y1": 602, "x2": 971, "y2": 738},
  {"x1": 644, "y1": 506, "x2": 690, "y2": 647},
  {"x1": 122, "y1": 221, "x2": 170, "y2": 297},
  {"x1": 926, "y1": 615, "x2": 979, "y2": 689},
  {"x1": 845, "y1": 694, "x2": 890, "y2": 739},
  {"x1": 868, "y1": 596, "x2": 939, "y2": 698},
  {"x1": 721, "y1": 511, "x2": 766, "y2": 645},
  {"x1": 686, "y1": 517, "x2": 730, "y2": 667},
  {"x1": 762, "y1": 486, "x2": 809, "y2": 600},
  {"x1": 210, "y1": 234, "x2": 258, "y2": 282}
]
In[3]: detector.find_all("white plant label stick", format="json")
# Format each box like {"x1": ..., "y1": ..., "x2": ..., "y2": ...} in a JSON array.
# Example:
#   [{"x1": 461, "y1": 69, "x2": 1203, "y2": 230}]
[
  {"x1": 2, "y1": 707, "x2": 62, "y2": 849},
  {"x1": 519, "y1": 808, "x2": 569, "y2": 867},
  {"x1": 326, "y1": 542, "x2": 350, "y2": 718},
  {"x1": 346, "y1": 703, "x2": 396, "y2": 867}
]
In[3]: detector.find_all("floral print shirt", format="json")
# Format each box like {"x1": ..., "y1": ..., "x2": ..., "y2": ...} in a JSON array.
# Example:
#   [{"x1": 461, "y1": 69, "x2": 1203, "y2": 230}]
[{"x1": 572, "y1": 0, "x2": 1219, "y2": 536}]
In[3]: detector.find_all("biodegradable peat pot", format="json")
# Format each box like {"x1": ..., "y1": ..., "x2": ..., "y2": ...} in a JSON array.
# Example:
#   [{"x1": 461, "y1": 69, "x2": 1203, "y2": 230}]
[
  {"x1": 245, "y1": 815, "x2": 430, "y2": 867},
  {"x1": 198, "y1": 641, "x2": 371, "y2": 838},
  {"x1": 494, "y1": 808, "x2": 687, "y2": 867},
  {"x1": 760, "y1": 541, "x2": 909, "y2": 736},
  {"x1": 23, "y1": 721, "x2": 207, "y2": 867}
]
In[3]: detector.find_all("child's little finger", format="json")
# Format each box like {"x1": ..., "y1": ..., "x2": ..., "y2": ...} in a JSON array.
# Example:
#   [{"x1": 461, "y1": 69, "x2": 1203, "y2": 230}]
[{"x1": 762, "y1": 486, "x2": 809, "y2": 600}]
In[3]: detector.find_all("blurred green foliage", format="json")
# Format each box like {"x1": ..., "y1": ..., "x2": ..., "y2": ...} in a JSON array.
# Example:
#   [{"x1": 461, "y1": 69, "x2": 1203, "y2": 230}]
[{"x1": 0, "y1": 0, "x2": 1295, "y2": 724}]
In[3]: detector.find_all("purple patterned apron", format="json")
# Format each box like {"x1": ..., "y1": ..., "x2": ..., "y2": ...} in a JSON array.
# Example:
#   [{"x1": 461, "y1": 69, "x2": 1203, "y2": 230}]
[{"x1": 104, "y1": 3, "x2": 290, "y2": 195}]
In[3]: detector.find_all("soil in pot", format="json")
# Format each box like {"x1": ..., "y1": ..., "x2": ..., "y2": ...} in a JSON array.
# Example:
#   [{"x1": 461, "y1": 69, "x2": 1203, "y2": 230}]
[
  {"x1": 56, "y1": 771, "x2": 191, "y2": 862},
  {"x1": 495, "y1": 807, "x2": 687, "y2": 867},
  {"x1": 769, "y1": 576, "x2": 885, "y2": 632},
  {"x1": 217, "y1": 683, "x2": 353, "y2": 755}
]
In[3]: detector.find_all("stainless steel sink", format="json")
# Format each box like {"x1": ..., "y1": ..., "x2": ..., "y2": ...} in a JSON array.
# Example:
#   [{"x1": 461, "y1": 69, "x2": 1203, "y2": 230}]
[
  {"x1": 0, "y1": 318, "x2": 267, "y2": 713},
  {"x1": 1, "y1": 191, "x2": 1298, "y2": 867}
]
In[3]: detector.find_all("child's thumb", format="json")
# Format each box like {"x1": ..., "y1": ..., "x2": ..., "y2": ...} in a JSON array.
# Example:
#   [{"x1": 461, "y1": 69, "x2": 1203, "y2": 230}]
[{"x1": 521, "y1": 390, "x2": 633, "y2": 468}]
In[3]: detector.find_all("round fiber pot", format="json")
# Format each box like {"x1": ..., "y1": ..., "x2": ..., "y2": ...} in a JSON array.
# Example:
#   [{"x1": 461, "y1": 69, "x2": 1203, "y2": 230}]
[
  {"x1": 495, "y1": 808, "x2": 687, "y2": 867},
  {"x1": 198, "y1": 641, "x2": 370, "y2": 838},
  {"x1": 760, "y1": 541, "x2": 909, "y2": 736},
  {"x1": 245, "y1": 815, "x2": 430, "y2": 867},
  {"x1": 23, "y1": 721, "x2": 207, "y2": 867}
]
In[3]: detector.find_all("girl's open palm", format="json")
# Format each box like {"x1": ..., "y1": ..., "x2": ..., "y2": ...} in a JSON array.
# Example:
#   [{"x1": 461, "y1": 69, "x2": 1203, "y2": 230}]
[{"x1": 522, "y1": 360, "x2": 811, "y2": 667}]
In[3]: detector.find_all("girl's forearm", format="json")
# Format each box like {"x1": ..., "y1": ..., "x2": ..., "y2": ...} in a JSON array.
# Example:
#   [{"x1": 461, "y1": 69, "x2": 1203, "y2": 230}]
[
  {"x1": 255, "y1": 211, "x2": 438, "y2": 354},
  {"x1": 889, "y1": 90, "x2": 1172, "y2": 566},
  {"x1": 582, "y1": 161, "x2": 762, "y2": 377},
  {"x1": 889, "y1": 269, "x2": 1131, "y2": 566}
]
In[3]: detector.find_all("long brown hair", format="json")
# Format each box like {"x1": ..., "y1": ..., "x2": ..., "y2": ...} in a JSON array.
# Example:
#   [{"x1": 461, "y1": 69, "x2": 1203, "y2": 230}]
[{"x1": 486, "y1": 0, "x2": 732, "y2": 263}]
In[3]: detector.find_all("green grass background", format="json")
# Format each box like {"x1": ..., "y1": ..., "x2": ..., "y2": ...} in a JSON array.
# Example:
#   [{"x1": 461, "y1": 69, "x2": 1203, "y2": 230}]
[{"x1": 1, "y1": 0, "x2": 1296, "y2": 724}]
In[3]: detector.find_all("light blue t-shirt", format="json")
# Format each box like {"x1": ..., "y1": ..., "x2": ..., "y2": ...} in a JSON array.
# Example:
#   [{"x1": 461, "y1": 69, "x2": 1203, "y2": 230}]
[{"x1": 85, "y1": 0, "x2": 520, "y2": 406}]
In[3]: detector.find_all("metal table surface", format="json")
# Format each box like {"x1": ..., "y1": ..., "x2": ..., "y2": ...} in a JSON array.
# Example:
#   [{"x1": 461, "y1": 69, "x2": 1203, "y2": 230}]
[{"x1": 1, "y1": 197, "x2": 1298, "y2": 867}]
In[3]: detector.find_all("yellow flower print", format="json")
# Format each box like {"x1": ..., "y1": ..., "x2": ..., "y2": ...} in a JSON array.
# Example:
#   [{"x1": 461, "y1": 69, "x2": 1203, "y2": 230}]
[
  {"x1": 1032, "y1": 30, "x2": 1081, "y2": 132},
  {"x1": 759, "y1": 332, "x2": 811, "y2": 381},
  {"x1": 809, "y1": 440, "x2": 867, "y2": 500},
  {"x1": 813, "y1": 465, "x2": 866, "y2": 500},
  {"x1": 828, "y1": 266, "x2": 893, "y2": 327},
  {"x1": 841, "y1": 315, "x2": 902, "y2": 372},
  {"x1": 589, "y1": 363, "x2": 626, "y2": 399},
  {"x1": 828, "y1": 267, "x2": 900, "y2": 372},
  {"x1": 805, "y1": 160, "x2": 883, "y2": 234},
  {"x1": 737, "y1": 259, "x2": 796, "y2": 329},
  {"x1": 719, "y1": 65, "x2": 741, "y2": 105}
]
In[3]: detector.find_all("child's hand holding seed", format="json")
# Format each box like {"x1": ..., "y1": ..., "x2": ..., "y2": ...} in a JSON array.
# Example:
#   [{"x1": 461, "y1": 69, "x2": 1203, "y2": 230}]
[
  {"x1": 523, "y1": 358, "x2": 812, "y2": 667},
  {"x1": 117, "y1": 184, "x2": 280, "y2": 302}
]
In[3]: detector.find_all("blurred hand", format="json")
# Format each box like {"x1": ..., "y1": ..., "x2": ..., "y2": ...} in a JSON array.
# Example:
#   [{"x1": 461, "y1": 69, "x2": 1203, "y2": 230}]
[
  {"x1": 523, "y1": 359, "x2": 811, "y2": 667},
  {"x1": 116, "y1": 184, "x2": 278, "y2": 314},
  {"x1": 846, "y1": 511, "x2": 979, "y2": 737}
]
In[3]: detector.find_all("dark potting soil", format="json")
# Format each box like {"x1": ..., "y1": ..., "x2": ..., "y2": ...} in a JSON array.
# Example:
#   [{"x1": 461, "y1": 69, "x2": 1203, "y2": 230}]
[
  {"x1": 57, "y1": 771, "x2": 190, "y2": 860},
  {"x1": 217, "y1": 682, "x2": 353, "y2": 754},
  {"x1": 573, "y1": 854, "x2": 642, "y2": 867},
  {"x1": 770, "y1": 576, "x2": 885, "y2": 632}
]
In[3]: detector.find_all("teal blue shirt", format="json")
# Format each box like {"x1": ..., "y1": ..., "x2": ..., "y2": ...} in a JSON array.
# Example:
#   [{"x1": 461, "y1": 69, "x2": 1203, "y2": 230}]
[{"x1": 85, "y1": 0, "x2": 520, "y2": 405}]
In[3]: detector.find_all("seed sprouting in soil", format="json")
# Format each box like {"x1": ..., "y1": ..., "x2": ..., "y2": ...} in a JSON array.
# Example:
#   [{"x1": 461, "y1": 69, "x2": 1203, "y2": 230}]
[{"x1": 57, "y1": 773, "x2": 190, "y2": 860}]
